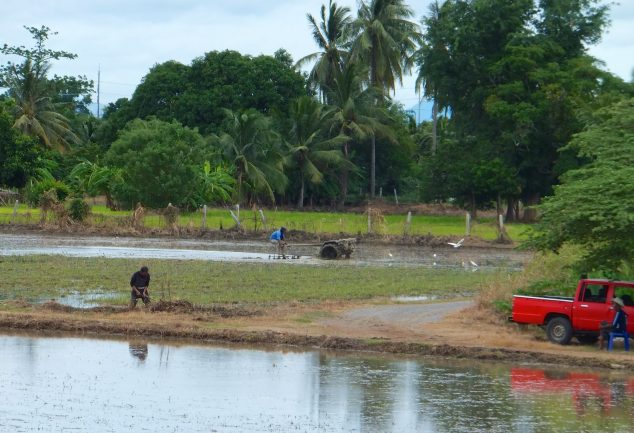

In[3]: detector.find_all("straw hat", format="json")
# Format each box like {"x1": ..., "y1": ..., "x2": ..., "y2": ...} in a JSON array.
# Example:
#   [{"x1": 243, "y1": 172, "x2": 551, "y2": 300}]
[{"x1": 612, "y1": 297, "x2": 625, "y2": 307}]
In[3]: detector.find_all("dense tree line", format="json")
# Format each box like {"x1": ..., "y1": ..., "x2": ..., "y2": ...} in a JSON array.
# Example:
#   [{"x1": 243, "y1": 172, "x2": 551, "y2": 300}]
[{"x1": 415, "y1": 0, "x2": 633, "y2": 220}]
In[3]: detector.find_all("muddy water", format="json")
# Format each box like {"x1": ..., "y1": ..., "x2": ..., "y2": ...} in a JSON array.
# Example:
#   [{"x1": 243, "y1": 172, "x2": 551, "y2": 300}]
[
  {"x1": 1, "y1": 334, "x2": 631, "y2": 433},
  {"x1": 0, "y1": 233, "x2": 530, "y2": 270}
]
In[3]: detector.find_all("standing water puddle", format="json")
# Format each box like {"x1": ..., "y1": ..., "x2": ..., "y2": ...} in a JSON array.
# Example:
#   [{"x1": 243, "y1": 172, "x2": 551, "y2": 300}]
[
  {"x1": 0, "y1": 333, "x2": 631, "y2": 433},
  {"x1": 0, "y1": 233, "x2": 530, "y2": 270}
]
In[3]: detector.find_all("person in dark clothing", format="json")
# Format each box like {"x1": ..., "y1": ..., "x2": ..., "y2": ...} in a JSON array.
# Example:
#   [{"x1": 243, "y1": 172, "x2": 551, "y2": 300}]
[
  {"x1": 130, "y1": 266, "x2": 151, "y2": 309},
  {"x1": 598, "y1": 297, "x2": 628, "y2": 349}
]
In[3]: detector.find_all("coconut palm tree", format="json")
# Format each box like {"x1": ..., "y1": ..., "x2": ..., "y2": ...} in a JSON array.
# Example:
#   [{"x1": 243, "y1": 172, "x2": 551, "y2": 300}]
[
  {"x1": 351, "y1": 0, "x2": 421, "y2": 197},
  {"x1": 217, "y1": 109, "x2": 287, "y2": 205},
  {"x1": 2, "y1": 26, "x2": 82, "y2": 150},
  {"x1": 285, "y1": 96, "x2": 351, "y2": 208},
  {"x1": 325, "y1": 63, "x2": 389, "y2": 206},
  {"x1": 4, "y1": 58, "x2": 79, "y2": 150},
  {"x1": 295, "y1": 0, "x2": 353, "y2": 101},
  {"x1": 415, "y1": 0, "x2": 449, "y2": 155}
]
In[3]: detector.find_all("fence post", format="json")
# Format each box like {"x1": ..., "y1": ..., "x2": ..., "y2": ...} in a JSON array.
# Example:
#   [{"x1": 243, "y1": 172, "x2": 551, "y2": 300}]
[
  {"x1": 259, "y1": 209, "x2": 267, "y2": 230},
  {"x1": 404, "y1": 211, "x2": 412, "y2": 236},
  {"x1": 393, "y1": 188, "x2": 399, "y2": 205},
  {"x1": 367, "y1": 209, "x2": 372, "y2": 234},
  {"x1": 379, "y1": 187, "x2": 383, "y2": 198},
  {"x1": 465, "y1": 212, "x2": 471, "y2": 236},
  {"x1": 235, "y1": 204, "x2": 240, "y2": 220},
  {"x1": 11, "y1": 199, "x2": 19, "y2": 224},
  {"x1": 229, "y1": 209, "x2": 241, "y2": 228},
  {"x1": 202, "y1": 205, "x2": 207, "y2": 230},
  {"x1": 498, "y1": 214, "x2": 504, "y2": 231}
]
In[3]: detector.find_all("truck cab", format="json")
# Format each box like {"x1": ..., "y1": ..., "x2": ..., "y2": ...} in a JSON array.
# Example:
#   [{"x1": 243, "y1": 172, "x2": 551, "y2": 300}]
[{"x1": 512, "y1": 279, "x2": 634, "y2": 344}]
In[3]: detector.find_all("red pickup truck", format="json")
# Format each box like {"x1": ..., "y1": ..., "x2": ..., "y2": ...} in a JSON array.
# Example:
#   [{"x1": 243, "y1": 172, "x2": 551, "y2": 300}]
[{"x1": 511, "y1": 279, "x2": 634, "y2": 344}]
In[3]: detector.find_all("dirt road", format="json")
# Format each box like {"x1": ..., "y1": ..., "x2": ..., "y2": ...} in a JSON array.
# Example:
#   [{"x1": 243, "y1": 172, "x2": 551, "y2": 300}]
[{"x1": 322, "y1": 300, "x2": 474, "y2": 331}]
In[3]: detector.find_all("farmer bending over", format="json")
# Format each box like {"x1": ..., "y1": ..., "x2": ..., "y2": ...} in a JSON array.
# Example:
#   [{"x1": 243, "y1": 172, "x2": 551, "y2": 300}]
[
  {"x1": 130, "y1": 266, "x2": 151, "y2": 309},
  {"x1": 270, "y1": 226, "x2": 287, "y2": 258},
  {"x1": 598, "y1": 297, "x2": 628, "y2": 349}
]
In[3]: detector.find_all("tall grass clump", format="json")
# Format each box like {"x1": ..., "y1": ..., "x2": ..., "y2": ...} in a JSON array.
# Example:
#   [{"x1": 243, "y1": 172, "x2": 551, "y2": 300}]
[{"x1": 477, "y1": 245, "x2": 581, "y2": 316}]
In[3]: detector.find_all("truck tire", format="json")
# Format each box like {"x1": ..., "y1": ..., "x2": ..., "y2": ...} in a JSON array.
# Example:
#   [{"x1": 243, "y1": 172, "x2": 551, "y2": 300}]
[{"x1": 546, "y1": 317, "x2": 573, "y2": 345}]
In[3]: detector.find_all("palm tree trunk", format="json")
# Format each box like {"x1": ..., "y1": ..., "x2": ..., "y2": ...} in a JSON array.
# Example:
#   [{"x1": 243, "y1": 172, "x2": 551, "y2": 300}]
[
  {"x1": 370, "y1": 135, "x2": 376, "y2": 198},
  {"x1": 370, "y1": 51, "x2": 378, "y2": 199},
  {"x1": 237, "y1": 171, "x2": 243, "y2": 205},
  {"x1": 431, "y1": 98, "x2": 438, "y2": 155},
  {"x1": 338, "y1": 142, "x2": 350, "y2": 209},
  {"x1": 297, "y1": 176, "x2": 305, "y2": 209}
]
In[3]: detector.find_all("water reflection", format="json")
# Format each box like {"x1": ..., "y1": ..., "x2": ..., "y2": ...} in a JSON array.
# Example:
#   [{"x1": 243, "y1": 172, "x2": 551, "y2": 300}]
[
  {"x1": 129, "y1": 342, "x2": 148, "y2": 362},
  {"x1": 511, "y1": 368, "x2": 634, "y2": 417},
  {"x1": 0, "y1": 334, "x2": 632, "y2": 433}
]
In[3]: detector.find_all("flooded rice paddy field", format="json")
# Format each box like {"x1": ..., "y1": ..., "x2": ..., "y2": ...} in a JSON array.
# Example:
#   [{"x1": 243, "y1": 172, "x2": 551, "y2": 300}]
[
  {"x1": 0, "y1": 233, "x2": 530, "y2": 270},
  {"x1": 1, "y1": 333, "x2": 632, "y2": 433}
]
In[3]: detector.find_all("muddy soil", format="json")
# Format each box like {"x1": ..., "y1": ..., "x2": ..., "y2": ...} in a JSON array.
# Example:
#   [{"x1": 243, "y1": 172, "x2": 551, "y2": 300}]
[
  {"x1": 1, "y1": 299, "x2": 632, "y2": 370},
  {"x1": 0, "y1": 232, "x2": 531, "y2": 269}
]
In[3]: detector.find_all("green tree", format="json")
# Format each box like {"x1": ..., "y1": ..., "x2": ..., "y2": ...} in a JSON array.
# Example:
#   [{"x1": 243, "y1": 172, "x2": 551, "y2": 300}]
[
  {"x1": 415, "y1": 0, "x2": 613, "y2": 220},
  {"x1": 0, "y1": 104, "x2": 39, "y2": 188},
  {"x1": 325, "y1": 63, "x2": 377, "y2": 206},
  {"x1": 529, "y1": 98, "x2": 634, "y2": 272},
  {"x1": 192, "y1": 161, "x2": 235, "y2": 206},
  {"x1": 351, "y1": 0, "x2": 421, "y2": 197},
  {"x1": 296, "y1": 1, "x2": 353, "y2": 99},
  {"x1": 216, "y1": 109, "x2": 287, "y2": 205},
  {"x1": 104, "y1": 118, "x2": 213, "y2": 209},
  {"x1": 67, "y1": 160, "x2": 124, "y2": 210},
  {"x1": 1, "y1": 26, "x2": 91, "y2": 149},
  {"x1": 104, "y1": 50, "x2": 307, "y2": 140},
  {"x1": 284, "y1": 96, "x2": 350, "y2": 208}
]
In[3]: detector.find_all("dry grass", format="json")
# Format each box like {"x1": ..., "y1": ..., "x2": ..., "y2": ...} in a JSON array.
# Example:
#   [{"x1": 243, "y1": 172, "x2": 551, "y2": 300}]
[{"x1": 476, "y1": 245, "x2": 581, "y2": 314}]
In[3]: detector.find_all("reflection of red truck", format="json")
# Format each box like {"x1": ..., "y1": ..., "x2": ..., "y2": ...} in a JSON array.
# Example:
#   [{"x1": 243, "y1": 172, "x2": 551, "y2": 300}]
[
  {"x1": 510, "y1": 368, "x2": 634, "y2": 415},
  {"x1": 511, "y1": 279, "x2": 634, "y2": 344}
]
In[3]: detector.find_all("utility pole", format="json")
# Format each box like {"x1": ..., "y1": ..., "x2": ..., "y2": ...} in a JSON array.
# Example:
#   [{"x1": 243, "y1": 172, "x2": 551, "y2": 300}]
[{"x1": 96, "y1": 65, "x2": 101, "y2": 118}]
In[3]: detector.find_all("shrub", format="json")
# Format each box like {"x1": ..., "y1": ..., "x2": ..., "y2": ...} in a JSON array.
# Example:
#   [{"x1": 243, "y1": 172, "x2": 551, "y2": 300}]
[
  {"x1": 25, "y1": 179, "x2": 70, "y2": 207},
  {"x1": 67, "y1": 197, "x2": 90, "y2": 222}
]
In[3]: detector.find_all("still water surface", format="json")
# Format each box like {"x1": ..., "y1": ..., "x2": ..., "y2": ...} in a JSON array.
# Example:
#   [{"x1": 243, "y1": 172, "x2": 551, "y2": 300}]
[{"x1": 1, "y1": 334, "x2": 632, "y2": 433}]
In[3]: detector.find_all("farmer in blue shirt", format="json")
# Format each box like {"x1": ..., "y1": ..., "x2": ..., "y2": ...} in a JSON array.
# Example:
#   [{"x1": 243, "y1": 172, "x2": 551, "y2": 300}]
[
  {"x1": 270, "y1": 227, "x2": 287, "y2": 257},
  {"x1": 598, "y1": 297, "x2": 628, "y2": 349}
]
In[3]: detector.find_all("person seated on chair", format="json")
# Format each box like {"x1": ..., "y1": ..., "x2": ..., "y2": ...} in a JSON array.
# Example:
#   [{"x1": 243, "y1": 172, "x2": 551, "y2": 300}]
[
  {"x1": 270, "y1": 227, "x2": 287, "y2": 258},
  {"x1": 130, "y1": 266, "x2": 151, "y2": 309},
  {"x1": 598, "y1": 297, "x2": 627, "y2": 350}
]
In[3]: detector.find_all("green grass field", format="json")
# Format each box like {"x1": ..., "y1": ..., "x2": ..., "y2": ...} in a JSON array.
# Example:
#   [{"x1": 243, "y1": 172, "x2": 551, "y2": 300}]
[
  {"x1": 0, "y1": 204, "x2": 531, "y2": 241},
  {"x1": 0, "y1": 255, "x2": 503, "y2": 305}
]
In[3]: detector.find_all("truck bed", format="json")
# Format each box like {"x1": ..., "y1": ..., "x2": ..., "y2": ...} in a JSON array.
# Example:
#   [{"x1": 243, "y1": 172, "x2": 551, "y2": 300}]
[{"x1": 512, "y1": 294, "x2": 573, "y2": 326}]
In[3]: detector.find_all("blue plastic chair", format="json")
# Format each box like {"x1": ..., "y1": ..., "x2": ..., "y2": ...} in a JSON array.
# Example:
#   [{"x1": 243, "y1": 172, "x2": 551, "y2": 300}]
[{"x1": 608, "y1": 331, "x2": 630, "y2": 351}]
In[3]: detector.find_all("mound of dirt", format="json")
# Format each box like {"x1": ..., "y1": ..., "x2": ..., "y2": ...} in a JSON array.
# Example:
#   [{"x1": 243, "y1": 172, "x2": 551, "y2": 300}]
[
  {"x1": 149, "y1": 299, "x2": 196, "y2": 313},
  {"x1": 38, "y1": 301, "x2": 75, "y2": 313},
  {"x1": 148, "y1": 300, "x2": 261, "y2": 317}
]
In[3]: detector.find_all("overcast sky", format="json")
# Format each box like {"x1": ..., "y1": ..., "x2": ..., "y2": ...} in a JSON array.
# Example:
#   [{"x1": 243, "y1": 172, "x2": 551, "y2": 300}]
[{"x1": 1, "y1": 0, "x2": 632, "y2": 110}]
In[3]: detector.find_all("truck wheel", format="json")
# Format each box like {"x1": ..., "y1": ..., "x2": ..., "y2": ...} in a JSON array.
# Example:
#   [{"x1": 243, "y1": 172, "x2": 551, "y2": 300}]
[
  {"x1": 546, "y1": 317, "x2": 573, "y2": 345},
  {"x1": 319, "y1": 245, "x2": 339, "y2": 260}
]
